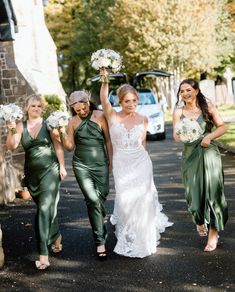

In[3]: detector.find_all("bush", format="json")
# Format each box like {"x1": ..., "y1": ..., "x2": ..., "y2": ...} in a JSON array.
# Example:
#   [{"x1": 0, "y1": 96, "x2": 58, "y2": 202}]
[{"x1": 42, "y1": 94, "x2": 65, "y2": 119}]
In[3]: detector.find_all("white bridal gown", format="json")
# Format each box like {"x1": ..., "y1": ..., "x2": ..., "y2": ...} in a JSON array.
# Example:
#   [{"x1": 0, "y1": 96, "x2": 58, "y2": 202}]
[{"x1": 109, "y1": 118, "x2": 173, "y2": 258}]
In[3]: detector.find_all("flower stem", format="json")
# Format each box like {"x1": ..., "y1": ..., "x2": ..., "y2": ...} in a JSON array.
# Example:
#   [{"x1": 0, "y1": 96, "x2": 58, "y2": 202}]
[{"x1": 10, "y1": 128, "x2": 17, "y2": 134}]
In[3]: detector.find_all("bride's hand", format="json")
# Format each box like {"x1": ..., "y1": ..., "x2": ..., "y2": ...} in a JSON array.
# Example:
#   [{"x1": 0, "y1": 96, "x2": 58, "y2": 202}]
[{"x1": 100, "y1": 67, "x2": 110, "y2": 76}]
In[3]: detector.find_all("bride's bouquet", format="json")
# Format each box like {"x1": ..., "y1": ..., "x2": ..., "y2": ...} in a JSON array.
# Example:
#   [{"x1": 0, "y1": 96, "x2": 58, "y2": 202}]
[
  {"x1": 0, "y1": 103, "x2": 23, "y2": 134},
  {"x1": 46, "y1": 111, "x2": 70, "y2": 130},
  {"x1": 175, "y1": 117, "x2": 203, "y2": 143},
  {"x1": 91, "y1": 48, "x2": 123, "y2": 82}
]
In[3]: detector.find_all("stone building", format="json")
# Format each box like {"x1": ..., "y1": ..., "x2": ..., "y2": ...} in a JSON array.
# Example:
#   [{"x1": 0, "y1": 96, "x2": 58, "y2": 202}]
[{"x1": 0, "y1": 0, "x2": 65, "y2": 205}]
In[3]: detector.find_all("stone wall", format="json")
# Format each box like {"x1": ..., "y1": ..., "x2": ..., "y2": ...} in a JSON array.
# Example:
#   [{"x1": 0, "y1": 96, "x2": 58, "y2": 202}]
[{"x1": 0, "y1": 41, "x2": 35, "y2": 205}]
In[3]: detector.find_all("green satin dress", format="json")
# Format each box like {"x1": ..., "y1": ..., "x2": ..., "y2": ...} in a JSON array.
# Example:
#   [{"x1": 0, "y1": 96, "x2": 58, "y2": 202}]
[
  {"x1": 181, "y1": 114, "x2": 228, "y2": 231},
  {"x1": 72, "y1": 111, "x2": 109, "y2": 246},
  {"x1": 21, "y1": 121, "x2": 61, "y2": 255}
]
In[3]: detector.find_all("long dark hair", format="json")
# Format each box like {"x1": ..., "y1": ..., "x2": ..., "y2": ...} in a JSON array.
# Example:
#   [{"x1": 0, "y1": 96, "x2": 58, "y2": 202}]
[{"x1": 176, "y1": 78, "x2": 214, "y2": 131}]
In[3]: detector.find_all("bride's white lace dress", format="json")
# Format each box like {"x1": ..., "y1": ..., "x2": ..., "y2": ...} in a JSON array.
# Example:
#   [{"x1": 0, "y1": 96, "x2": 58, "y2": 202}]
[{"x1": 109, "y1": 119, "x2": 173, "y2": 258}]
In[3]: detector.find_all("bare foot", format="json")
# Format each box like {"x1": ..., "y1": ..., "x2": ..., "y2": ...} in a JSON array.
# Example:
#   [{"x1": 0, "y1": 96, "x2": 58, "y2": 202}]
[{"x1": 204, "y1": 228, "x2": 219, "y2": 252}]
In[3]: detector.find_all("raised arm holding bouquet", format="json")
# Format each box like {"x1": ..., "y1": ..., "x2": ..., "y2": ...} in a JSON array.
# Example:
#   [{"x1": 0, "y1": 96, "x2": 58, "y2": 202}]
[{"x1": 99, "y1": 56, "x2": 173, "y2": 258}]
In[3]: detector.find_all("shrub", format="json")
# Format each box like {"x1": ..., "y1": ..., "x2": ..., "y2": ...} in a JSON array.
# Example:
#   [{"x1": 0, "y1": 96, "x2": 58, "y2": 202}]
[{"x1": 42, "y1": 94, "x2": 65, "y2": 119}]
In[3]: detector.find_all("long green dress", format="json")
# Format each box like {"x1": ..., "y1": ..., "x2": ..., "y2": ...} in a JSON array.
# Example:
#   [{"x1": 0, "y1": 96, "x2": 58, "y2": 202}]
[
  {"x1": 181, "y1": 114, "x2": 228, "y2": 231},
  {"x1": 21, "y1": 121, "x2": 61, "y2": 255},
  {"x1": 72, "y1": 111, "x2": 109, "y2": 246}
]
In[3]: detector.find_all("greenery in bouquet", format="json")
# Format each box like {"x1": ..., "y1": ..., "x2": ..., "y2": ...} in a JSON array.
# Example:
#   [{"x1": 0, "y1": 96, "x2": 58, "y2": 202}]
[
  {"x1": 175, "y1": 117, "x2": 203, "y2": 143},
  {"x1": 91, "y1": 49, "x2": 123, "y2": 82}
]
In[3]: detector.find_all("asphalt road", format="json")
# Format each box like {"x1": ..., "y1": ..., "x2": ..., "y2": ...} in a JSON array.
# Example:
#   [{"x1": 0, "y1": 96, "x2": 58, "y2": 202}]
[{"x1": 0, "y1": 125, "x2": 234, "y2": 292}]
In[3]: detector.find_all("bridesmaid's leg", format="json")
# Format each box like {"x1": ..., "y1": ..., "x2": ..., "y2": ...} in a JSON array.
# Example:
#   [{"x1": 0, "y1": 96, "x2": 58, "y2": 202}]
[
  {"x1": 75, "y1": 172, "x2": 107, "y2": 246},
  {"x1": 33, "y1": 184, "x2": 61, "y2": 268}
]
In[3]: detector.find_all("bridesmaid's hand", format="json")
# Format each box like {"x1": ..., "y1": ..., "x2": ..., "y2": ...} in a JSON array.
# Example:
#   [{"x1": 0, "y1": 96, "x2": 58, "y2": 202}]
[
  {"x1": 200, "y1": 134, "x2": 212, "y2": 148},
  {"x1": 7, "y1": 120, "x2": 17, "y2": 131},
  {"x1": 60, "y1": 165, "x2": 67, "y2": 180}
]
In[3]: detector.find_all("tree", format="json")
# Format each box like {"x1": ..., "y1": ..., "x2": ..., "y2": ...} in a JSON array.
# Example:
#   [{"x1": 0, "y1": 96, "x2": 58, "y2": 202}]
[
  {"x1": 45, "y1": 0, "x2": 115, "y2": 93},
  {"x1": 45, "y1": 0, "x2": 235, "y2": 91}
]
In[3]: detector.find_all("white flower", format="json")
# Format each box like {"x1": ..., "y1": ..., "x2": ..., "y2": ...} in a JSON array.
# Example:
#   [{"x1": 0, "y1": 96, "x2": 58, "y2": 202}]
[
  {"x1": 175, "y1": 117, "x2": 203, "y2": 143},
  {"x1": 0, "y1": 103, "x2": 23, "y2": 121},
  {"x1": 91, "y1": 48, "x2": 123, "y2": 72},
  {"x1": 46, "y1": 111, "x2": 70, "y2": 130}
]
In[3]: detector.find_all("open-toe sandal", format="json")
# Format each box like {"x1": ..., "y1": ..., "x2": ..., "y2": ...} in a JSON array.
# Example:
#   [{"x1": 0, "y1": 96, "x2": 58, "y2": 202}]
[
  {"x1": 97, "y1": 250, "x2": 107, "y2": 261},
  {"x1": 196, "y1": 224, "x2": 207, "y2": 237},
  {"x1": 51, "y1": 243, "x2": 63, "y2": 254},
  {"x1": 35, "y1": 260, "x2": 50, "y2": 270}
]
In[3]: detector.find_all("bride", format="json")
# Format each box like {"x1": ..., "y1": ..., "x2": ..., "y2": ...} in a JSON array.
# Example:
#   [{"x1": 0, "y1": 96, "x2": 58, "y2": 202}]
[{"x1": 100, "y1": 68, "x2": 173, "y2": 258}]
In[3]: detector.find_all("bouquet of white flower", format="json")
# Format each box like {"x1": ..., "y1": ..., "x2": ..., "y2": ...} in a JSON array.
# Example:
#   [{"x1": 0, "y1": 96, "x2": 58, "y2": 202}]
[
  {"x1": 91, "y1": 48, "x2": 123, "y2": 82},
  {"x1": 46, "y1": 111, "x2": 70, "y2": 130},
  {"x1": 0, "y1": 103, "x2": 23, "y2": 134},
  {"x1": 175, "y1": 117, "x2": 203, "y2": 143}
]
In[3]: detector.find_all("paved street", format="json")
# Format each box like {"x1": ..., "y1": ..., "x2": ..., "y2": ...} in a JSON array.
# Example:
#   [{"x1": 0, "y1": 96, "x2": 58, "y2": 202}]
[{"x1": 0, "y1": 125, "x2": 235, "y2": 292}]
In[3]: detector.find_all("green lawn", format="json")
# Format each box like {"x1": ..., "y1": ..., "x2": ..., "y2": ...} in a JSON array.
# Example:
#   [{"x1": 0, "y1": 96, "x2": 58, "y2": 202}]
[
  {"x1": 218, "y1": 104, "x2": 235, "y2": 149},
  {"x1": 218, "y1": 104, "x2": 235, "y2": 117},
  {"x1": 218, "y1": 123, "x2": 235, "y2": 148}
]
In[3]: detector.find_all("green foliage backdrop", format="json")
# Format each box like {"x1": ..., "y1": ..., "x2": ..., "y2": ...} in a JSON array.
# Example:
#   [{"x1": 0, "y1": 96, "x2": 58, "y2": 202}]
[{"x1": 45, "y1": 0, "x2": 235, "y2": 94}]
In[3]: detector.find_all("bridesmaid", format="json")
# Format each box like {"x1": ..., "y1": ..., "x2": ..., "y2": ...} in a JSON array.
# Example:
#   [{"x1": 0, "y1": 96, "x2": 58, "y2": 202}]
[
  {"x1": 6, "y1": 96, "x2": 67, "y2": 270},
  {"x1": 58, "y1": 90, "x2": 112, "y2": 260},
  {"x1": 173, "y1": 78, "x2": 228, "y2": 252}
]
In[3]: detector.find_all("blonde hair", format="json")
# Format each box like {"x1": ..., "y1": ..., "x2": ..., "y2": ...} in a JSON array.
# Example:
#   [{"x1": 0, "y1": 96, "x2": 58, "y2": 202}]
[
  {"x1": 116, "y1": 84, "x2": 138, "y2": 103},
  {"x1": 24, "y1": 95, "x2": 45, "y2": 118}
]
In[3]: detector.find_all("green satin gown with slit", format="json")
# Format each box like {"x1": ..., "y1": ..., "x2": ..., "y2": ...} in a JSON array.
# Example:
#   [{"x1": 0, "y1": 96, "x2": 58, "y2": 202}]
[
  {"x1": 21, "y1": 121, "x2": 61, "y2": 255},
  {"x1": 181, "y1": 114, "x2": 228, "y2": 231},
  {"x1": 72, "y1": 111, "x2": 109, "y2": 246}
]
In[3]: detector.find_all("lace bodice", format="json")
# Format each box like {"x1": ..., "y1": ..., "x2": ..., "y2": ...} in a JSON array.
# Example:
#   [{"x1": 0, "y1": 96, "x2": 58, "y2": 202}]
[{"x1": 109, "y1": 122, "x2": 144, "y2": 151}]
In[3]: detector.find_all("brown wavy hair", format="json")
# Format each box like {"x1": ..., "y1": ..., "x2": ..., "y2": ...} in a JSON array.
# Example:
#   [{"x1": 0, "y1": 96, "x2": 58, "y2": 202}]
[{"x1": 176, "y1": 78, "x2": 214, "y2": 131}]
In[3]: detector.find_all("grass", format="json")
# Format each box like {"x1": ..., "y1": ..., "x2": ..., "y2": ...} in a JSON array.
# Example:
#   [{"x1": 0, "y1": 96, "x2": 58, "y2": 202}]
[
  {"x1": 217, "y1": 104, "x2": 235, "y2": 149},
  {"x1": 218, "y1": 123, "x2": 235, "y2": 148},
  {"x1": 164, "y1": 104, "x2": 235, "y2": 149},
  {"x1": 218, "y1": 104, "x2": 235, "y2": 117}
]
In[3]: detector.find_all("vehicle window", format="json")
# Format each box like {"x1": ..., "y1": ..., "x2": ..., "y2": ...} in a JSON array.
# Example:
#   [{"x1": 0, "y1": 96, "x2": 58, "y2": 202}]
[
  {"x1": 138, "y1": 92, "x2": 156, "y2": 105},
  {"x1": 109, "y1": 95, "x2": 119, "y2": 107}
]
